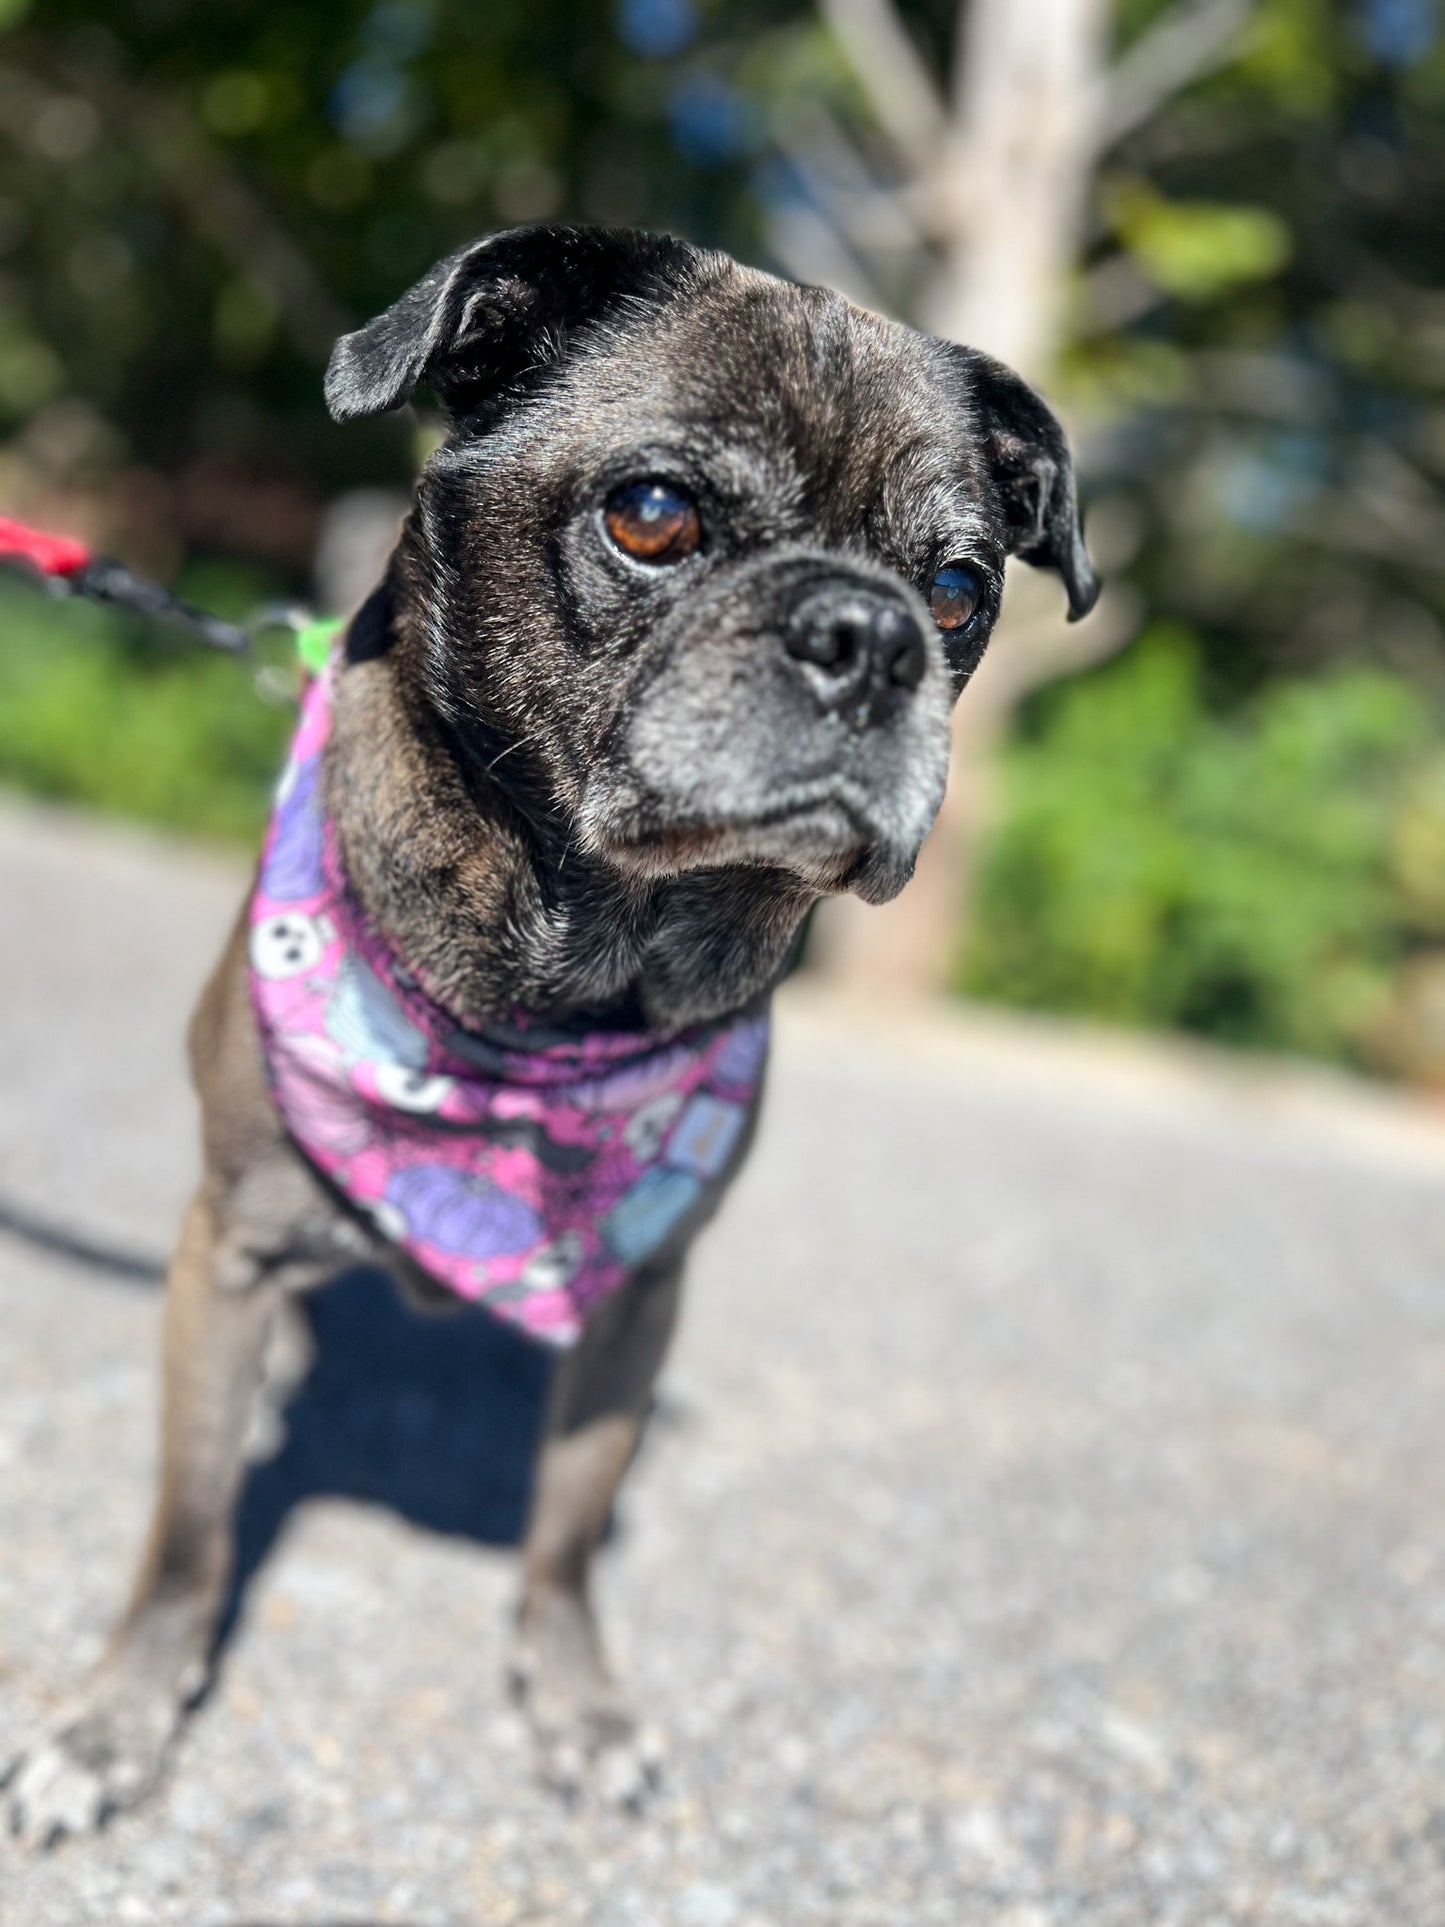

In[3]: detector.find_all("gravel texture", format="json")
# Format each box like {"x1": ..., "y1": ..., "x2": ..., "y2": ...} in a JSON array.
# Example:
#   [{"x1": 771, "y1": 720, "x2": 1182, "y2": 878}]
[{"x1": 2, "y1": 797, "x2": 1445, "y2": 1926}]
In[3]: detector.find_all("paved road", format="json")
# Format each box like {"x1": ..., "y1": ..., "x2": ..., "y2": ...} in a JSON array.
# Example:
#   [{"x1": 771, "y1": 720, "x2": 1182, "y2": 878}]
[{"x1": 2, "y1": 798, "x2": 1445, "y2": 1927}]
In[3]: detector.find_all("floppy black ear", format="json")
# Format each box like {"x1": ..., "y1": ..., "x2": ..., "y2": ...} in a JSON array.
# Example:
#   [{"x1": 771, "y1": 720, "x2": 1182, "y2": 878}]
[
  {"x1": 324, "y1": 224, "x2": 702, "y2": 425},
  {"x1": 959, "y1": 349, "x2": 1099, "y2": 621}
]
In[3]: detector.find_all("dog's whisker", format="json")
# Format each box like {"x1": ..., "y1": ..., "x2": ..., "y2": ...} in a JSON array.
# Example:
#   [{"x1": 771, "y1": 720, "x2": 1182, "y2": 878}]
[{"x1": 484, "y1": 730, "x2": 540, "y2": 774}]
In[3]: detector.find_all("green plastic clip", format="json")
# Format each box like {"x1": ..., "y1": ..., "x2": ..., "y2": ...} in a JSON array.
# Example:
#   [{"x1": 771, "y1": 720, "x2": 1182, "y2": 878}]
[{"x1": 295, "y1": 616, "x2": 342, "y2": 676}]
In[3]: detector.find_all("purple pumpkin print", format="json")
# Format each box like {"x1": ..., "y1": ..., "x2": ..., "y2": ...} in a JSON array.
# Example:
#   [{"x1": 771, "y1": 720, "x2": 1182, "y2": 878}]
[
  {"x1": 385, "y1": 1163, "x2": 541, "y2": 1257},
  {"x1": 262, "y1": 754, "x2": 325, "y2": 901},
  {"x1": 574, "y1": 1044, "x2": 696, "y2": 1113}
]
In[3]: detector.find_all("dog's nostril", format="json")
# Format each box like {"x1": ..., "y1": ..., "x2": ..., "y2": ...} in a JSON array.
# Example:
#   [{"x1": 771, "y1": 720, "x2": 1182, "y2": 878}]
[
  {"x1": 787, "y1": 597, "x2": 924, "y2": 672},
  {"x1": 787, "y1": 602, "x2": 864, "y2": 669},
  {"x1": 881, "y1": 609, "x2": 927, "y2": 689}
]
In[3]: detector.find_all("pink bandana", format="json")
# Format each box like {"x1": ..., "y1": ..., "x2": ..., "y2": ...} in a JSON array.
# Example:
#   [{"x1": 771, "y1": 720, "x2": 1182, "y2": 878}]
[{"x1": 247, "y1": 661, "x2": 770, "y2": 1347}]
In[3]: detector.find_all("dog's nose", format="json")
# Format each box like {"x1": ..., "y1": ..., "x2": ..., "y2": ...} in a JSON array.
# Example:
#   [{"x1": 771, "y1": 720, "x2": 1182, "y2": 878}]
[{"x1": 784, "y1": 584, "x2": 928, "y2": 704}]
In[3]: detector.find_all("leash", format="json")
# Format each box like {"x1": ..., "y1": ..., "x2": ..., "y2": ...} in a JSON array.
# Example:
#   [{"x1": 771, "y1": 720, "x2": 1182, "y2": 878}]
[{"x1": 0, "y1": 513, "x2": 340, "y2": 674}]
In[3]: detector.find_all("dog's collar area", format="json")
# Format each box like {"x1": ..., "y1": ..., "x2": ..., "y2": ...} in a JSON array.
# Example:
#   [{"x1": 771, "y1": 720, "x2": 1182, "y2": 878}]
[
  {"x1": 246, "y1": 652, "x2": 771, "y2": 1347},
  {"x1": 317, "y1": 816, "x2": 740, "y2": 1087}
]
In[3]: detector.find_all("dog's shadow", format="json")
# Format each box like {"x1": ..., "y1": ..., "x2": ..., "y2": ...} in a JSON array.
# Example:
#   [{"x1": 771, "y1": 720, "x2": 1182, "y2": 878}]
[{"x1": 219, "y1": 1267, "x2": 555, "y2": 1654}]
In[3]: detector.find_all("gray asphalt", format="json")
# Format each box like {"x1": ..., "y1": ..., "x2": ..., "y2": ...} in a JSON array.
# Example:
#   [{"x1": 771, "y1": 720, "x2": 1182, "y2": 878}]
[{"x1": 2, "y1": 797, "x2": 1445, "y2": 1927}]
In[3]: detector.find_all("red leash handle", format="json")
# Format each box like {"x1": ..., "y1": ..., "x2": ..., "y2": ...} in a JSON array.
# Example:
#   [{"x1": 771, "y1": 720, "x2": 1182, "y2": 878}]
[
  {"x1": 0, "y1": 512, "x2": 249, "y2": 653},
  {"x1": 0, "y1": 514, "x2": 91, "y2": 578}
]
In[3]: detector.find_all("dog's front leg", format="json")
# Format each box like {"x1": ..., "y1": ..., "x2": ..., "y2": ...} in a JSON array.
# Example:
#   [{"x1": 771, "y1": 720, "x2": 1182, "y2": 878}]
[
  {"x1": 513, "y1": 1255, "x2": 683, "y2": 1807},
  {"x1": 6, "y1": 1184, "x2": 283, "y2": 1848}
]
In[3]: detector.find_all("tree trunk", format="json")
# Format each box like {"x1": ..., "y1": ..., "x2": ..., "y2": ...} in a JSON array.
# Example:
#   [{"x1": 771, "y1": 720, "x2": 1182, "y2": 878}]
[{"x1": 817, "y1": 0, "x2": 1110, "y2": 998}]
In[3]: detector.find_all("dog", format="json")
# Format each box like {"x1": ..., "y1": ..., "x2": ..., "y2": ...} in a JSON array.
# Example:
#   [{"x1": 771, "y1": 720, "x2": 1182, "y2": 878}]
[{"x1": 5, "y1": 223, "x2": 1096, "y2": 1844}]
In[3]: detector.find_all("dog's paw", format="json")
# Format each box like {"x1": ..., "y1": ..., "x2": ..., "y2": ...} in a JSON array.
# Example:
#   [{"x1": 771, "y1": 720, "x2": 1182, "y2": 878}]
[
  {"x1": 534, "y1": 1701, "x2": 666, "y2": 1813},
  {"x1": 508, "y1": 1621, "x2": 664, "y2": 1812},
  {"x1": 4, "y1": 1681, "x2": 180, "y2": 1850}
]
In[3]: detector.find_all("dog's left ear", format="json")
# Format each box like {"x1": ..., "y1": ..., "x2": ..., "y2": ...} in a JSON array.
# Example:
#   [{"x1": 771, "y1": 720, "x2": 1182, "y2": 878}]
[
  {"x1": 955, "y1": 349, "x2": 1100, "y2": 621},
  {"x1": 325, "y1": 224, "x2": 701, "y2": 424}
]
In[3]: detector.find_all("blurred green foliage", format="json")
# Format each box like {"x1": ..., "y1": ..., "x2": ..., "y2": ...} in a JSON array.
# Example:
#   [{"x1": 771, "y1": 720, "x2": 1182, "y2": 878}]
[
  {"x1": 965, "y1": 628, "x2": 1444, "y2": 1067},
  {"x1": 0, "y1": 578, "x2": 290, "y2": 840},
  {"x1": 1102, "y1": 182, "x2": 1294, "y2": 304},
  {"x1": 0, "y1": 0, "x2": 793, "y2": 513}
]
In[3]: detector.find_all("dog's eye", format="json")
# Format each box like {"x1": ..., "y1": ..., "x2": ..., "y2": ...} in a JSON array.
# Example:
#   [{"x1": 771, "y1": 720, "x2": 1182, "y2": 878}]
[
  {"x1": 604, "y1": 481, "x2": 702, "y2": 564},
  {"x1": 929, "y1": 564, "x2": 982, "y2": 631}
]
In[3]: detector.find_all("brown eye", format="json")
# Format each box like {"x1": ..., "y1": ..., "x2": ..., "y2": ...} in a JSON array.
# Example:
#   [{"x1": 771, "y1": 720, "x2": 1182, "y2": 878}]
[
  {"x1": 604, "y1": 480, "x2": 702, "y2": 563},
  {"x1": 929, "y1": 563, "x2": 982, "y2": 631}
]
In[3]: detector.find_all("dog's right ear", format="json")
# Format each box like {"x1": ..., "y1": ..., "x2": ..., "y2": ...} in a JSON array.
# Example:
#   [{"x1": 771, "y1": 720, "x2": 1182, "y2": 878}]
[
  {"x1": 946, "y1": 346, "x2": 1100, "y2": 622},
  {"x1": 324, "y1": 224, "x2": 701, "y2": 424}
]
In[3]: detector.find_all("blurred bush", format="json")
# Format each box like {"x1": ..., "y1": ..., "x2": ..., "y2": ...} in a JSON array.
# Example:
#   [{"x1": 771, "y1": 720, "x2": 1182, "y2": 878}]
[
  {"x1": 0, "y1": 574, "x2": 291, "y2": 841},
  {"x1": 964, "y1": 626, "x2": 1445, "y2": 1073}
]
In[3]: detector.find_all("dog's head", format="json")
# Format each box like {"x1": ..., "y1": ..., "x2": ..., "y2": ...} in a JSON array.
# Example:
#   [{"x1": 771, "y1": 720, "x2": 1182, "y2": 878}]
[{"x1": 327, "y1": 225, "x2": 1096, "y2": 907}]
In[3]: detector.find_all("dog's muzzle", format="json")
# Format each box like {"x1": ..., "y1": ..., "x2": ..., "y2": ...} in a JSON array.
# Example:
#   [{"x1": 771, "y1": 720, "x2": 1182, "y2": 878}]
[{"x1": 581, "y1": 557, "x2": 955, "y2": 901}]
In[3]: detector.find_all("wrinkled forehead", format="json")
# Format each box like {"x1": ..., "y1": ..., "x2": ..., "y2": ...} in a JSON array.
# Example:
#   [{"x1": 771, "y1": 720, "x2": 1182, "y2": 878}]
[
  {"x1": 507, "y1": 265, "x2": 994, "y2": 551},
  {"x1": 648, "y1": 269, "x2": 940, "y2": 449}
]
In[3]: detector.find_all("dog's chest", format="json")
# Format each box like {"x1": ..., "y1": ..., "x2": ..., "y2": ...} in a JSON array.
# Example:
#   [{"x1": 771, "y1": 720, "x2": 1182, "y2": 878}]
[{"x1": 247, "y1": 662, "x2": 770, "y2": 1346}]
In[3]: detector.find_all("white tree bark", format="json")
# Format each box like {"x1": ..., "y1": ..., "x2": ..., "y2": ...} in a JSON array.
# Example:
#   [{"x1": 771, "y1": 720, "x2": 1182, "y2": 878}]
[{"x1": 925, "y1": 0, "x2": 1110, "y2": 367}]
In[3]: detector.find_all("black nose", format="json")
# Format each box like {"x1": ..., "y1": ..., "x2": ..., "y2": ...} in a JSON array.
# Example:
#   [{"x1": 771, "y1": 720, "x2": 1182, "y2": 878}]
[{"x1": 784, "y1": 585, "x2": 928, "y2": 701}]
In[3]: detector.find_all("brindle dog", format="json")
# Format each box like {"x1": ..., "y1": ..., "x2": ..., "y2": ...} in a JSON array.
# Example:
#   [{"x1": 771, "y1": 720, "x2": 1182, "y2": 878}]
[{"x1": 6, "y1": 224, "x2": 1096, "y2": 1844}]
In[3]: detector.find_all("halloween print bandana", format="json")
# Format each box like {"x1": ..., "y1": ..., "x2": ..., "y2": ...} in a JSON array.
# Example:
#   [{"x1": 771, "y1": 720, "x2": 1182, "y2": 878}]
[{"x1": 247, "y1": 659, "x2": 771, "y2": 1347}]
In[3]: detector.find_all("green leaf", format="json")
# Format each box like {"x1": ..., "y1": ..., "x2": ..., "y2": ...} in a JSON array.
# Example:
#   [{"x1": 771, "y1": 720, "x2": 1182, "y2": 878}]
[{"x1": 1106, "y1": 180, "x2": 1294, "y2": 303}]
